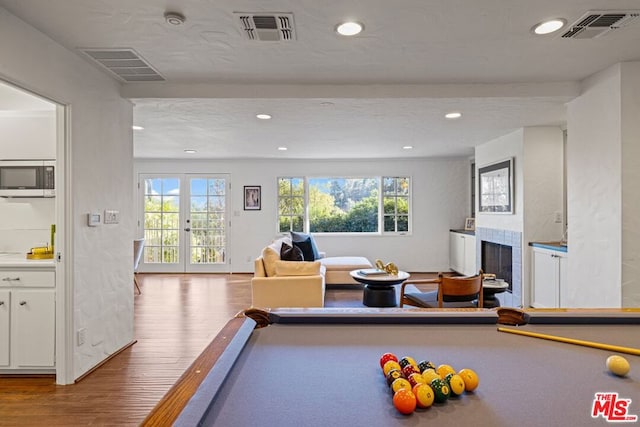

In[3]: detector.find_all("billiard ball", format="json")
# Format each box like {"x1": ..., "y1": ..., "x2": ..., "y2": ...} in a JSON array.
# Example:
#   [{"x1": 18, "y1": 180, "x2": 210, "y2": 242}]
[
  {"x1": 379, "y1": 352, "x2": 398, "y2": 369},
  {"x1": 402, "y1": 364, "x2": 420, "y2": 378},
  {"x1": 386, "y1": 369, "x2": 404, "y2": 386},
  {"x1": 418, "y1": 360, "x2": 436, "y2": 373},
  {"x1": 430, "y1": 378, "x2": 451, "y2": 403},
  {"x1": 447, "y1": 374, "x2": 466, "y2": 396},
  {"x1": 392, "y1": 389, "x2": 417, "y2": 415},
  {"x1": 391, "y1": 378, "x2": 412, "y2": 394},
  {"x1": 412, "y1": 383, "x2": 435, "y2": 408},
  {"x1": 436, "y1": 364, "x2": 456, "y2": 378},
  {"x1": 421, "y1": 369, "x2": 440, "y2": 385},
  {"x1": 458, "y1": 368, "x2": 479, "y2": 392},
  {"x1": 398, "y1": 356, "x2": 418, "y2": 369},
  {"x1": 407, "y1": 372, "x2": 426, "y2": 387},
  {"x1": 606, "y1": 355, "x2": 630, "y2": 377},
  {"x1": 383, "y1": 360, "x2": 402, "y2": 376}
]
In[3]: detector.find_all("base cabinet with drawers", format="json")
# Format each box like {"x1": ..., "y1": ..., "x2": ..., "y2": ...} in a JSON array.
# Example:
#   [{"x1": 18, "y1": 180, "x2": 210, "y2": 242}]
[{"x1": 0, "y1": 269, "x2": 55, "y2": 370}]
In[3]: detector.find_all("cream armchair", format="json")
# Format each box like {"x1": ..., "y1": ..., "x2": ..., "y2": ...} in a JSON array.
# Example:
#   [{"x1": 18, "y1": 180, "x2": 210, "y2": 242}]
[{"x1": 251, "y1": 256, "x2": 326, "y2": 308}]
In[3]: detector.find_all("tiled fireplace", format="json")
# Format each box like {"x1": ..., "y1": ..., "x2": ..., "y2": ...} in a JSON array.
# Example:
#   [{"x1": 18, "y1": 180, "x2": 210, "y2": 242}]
[{"x1": 475, "y1": 227, "x2": 522, "y2": 308}]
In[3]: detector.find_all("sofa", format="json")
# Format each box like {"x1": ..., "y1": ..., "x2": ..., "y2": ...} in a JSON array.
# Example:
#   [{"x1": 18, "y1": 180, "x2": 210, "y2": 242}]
[{"x1": 251, "y1": 233, "x2": 372, "y2": 308}]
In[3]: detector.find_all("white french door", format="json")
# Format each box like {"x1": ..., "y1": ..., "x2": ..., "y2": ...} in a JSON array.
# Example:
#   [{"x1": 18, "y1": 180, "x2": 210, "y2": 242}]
[{"x1": 138, "y1": 174, "x2": 230, "y2": 273}]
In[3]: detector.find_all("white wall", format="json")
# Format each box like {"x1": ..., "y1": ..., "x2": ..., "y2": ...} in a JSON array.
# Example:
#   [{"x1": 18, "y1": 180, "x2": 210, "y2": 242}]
[
  {"x1": 135, "y1": 157, "x2": 471, "y2": 273},
  {"x1": 566, "y1": 65, "x2": 622, "y2": 308},
  {"x1": 1, "y1": 8, "x2": 134, "y2": 382},
  {"x1": 0, "y1": 113, "x2": 56, "y2": 159},
  {"x1": 620, "y1": 62, "x2": 640, "y2": 307},
  {"x1": 475, "y1": 129, "x2": 524, "y2": 232}
]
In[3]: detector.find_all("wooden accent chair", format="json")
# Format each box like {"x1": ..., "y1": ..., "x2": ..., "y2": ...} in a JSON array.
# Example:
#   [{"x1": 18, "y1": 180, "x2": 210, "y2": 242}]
[{"x1": 399, "y1": 270, "x2": 484, "y2": 308}]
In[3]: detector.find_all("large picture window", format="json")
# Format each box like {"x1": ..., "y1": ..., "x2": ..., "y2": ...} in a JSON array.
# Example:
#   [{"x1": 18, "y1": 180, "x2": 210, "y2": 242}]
[{"x1": 277, "y1": 176, "x2": 411, "y2": 234}]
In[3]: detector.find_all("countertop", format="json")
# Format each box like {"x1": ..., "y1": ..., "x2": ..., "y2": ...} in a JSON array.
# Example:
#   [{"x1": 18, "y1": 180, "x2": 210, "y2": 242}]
[
  {"x1": 450, "y1": 229, "x2": 475, "y2": 236},
  {"x1": 529, "y1": 241, "x2": 568, "y2": 253},
  {"x1": 0, "y1": 252, "x2": 56, "y2": 268}
]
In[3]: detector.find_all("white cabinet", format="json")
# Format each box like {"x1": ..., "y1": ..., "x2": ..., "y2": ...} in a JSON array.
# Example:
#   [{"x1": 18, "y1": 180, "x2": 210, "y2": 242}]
[
  {"x1": 450, "y1": 231, "x2": 476, "y2": 277},
  {"x1": 531, "y1": 246, "x2": 567, "y2": 308},
  {"x1": 0, "y1": 269, "x2": 55, "y2": 370}
]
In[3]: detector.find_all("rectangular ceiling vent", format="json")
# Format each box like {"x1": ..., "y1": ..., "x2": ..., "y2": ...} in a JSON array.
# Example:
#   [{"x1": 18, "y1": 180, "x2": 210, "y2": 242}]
[
  {"x1": 78, "y1": 48, "x2": 165, "y2": 82},
  {"x1": 561, "y1": 10, "x2": 640, "y2": 39},
  {"x1": 234, "y1": 12, "x2": 296, "y2": 41}
]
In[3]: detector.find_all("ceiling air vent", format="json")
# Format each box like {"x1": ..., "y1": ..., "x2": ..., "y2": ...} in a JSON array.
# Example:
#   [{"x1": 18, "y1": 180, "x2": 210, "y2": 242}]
[
  {"x1": 234, "y1": 12, "x2": 296, "y2": 41},
  {"x1": 561, "y1": 10, "x2": 640, "y2": 39},
  {"x1": 79, "y1": 48, "x2": 165, "y2": 82}
]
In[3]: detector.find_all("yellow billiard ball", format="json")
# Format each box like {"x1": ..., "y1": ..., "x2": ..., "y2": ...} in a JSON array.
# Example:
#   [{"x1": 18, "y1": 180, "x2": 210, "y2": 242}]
[{"x1": 606, "y1": 355, "x2": 630, "y2": 377}]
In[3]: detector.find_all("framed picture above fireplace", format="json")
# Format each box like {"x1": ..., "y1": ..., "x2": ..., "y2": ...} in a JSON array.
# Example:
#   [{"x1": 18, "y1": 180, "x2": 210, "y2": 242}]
[{"x1": 478, "y1": 158, "x2": 513, "y2": 214}]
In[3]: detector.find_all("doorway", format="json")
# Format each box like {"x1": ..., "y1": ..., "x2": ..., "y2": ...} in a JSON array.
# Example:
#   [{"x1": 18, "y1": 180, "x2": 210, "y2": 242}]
[{"x1": 138, "y1": 174, "x2": 230, "y2": 273}]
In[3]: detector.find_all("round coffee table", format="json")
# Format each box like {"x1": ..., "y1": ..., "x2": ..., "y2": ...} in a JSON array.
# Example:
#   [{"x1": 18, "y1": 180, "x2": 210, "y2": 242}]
[
  {"x1": 350, "y1": 270, "x2": 410, "y2": 307},
  {"x1": 482, "y1": 279, "x2": 509, "y2": 308}
]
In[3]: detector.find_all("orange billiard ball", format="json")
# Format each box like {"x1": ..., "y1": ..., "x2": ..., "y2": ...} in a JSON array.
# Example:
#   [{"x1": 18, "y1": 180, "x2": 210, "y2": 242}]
[{"x1": 393, "y1": 389, "x2": 417, "y2": 415}]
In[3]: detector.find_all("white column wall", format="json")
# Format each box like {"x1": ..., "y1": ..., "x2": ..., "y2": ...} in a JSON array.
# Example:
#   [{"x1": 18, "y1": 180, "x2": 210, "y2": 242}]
[
  {"x1": 134, "y1": 157, "x2": 470, "y2": 273},
  {"x1": 0, "y1": 8, "x2": 134, "y2": 382},
  {"x1": 566, "y1": 65, "x2": 622, "y2": 307},
  {"x1": 620, "y1": 62, "x2": 640, "y2": 307}
]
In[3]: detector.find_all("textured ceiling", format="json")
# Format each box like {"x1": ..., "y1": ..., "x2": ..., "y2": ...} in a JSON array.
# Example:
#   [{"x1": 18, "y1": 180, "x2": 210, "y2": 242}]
[{"x1": 2, "y1": 0, "x2": 640, "y2": 159}]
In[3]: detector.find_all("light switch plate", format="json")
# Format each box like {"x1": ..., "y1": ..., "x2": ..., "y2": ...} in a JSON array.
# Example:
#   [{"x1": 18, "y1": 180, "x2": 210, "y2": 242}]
[{"x1": 104, "y1": 210, "x2": 120, "y2": 224}]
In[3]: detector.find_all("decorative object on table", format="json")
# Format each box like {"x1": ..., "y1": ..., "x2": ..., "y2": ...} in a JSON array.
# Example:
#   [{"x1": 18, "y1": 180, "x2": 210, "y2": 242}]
[
  {"x1": 375, "y1": 259, "x2": 399, "y2": 275},
  {"x1": 244, "y1": 185, "x2": 261, "y2": 210},
  {"x1": 478, "y1": 158, "x2": 513, "y2": 214},
  {"x1": 464, "y1": 217, "x2": 475, "y2": 231}
]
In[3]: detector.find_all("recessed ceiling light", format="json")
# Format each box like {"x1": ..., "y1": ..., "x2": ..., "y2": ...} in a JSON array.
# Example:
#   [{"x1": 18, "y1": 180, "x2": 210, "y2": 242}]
[
  {"x1": 403, "y1": 145, "x2": 413, "y2": 150},
  {"x1": 277, "y1": 146, "x2": 288, "y2": 151},
  {"x1": 532, "y1": 19, "x2": 565, "y2": 35},
  {"x1": 256, "y1": 114, "x2": 272, "y2": 120},
  {"x1": 164, "y1": 12, "x2": 186, "y2": 26},
  {"x1": 184, "y1": 149, "x2": 197, "y2": 154},
  {"x1": 336, "y1": 21, "x2": 364, "y2": 36},
  {"x1": 132, "y1": 125, "x2": 144, "y2": 130},
  {"x1": 445, "y1": 112, "x2": 462, "y2": 119}
]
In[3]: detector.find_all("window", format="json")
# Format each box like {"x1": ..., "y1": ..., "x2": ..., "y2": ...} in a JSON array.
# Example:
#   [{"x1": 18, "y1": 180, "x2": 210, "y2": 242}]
[
  {"x1": 309, "y1": 177, "x2": 379, "y2": 232},
  {"x1": 277, "y1": 176, "x2": 411, "y2": 234},
  {"x1": 278, "y1": 177, "x2": 305, "y2": 232},
  {"x1": 382, "y1": 177, "x2": 410, "y2": 232}
]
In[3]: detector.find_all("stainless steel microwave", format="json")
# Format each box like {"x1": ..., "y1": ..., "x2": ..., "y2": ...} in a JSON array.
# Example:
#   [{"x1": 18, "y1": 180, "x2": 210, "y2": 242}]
[{"x1": 0, "y1": 160, "x2": 55, "y2": 197}]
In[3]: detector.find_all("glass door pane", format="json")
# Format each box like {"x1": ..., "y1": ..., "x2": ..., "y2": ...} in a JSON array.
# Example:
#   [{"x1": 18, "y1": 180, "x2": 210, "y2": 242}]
[
  {"x1": 187, "y1": 175, "x2": 228, "y2": 272},
  {"x1": 141, "y1": 176, "x2": 181, "y2": 272}
]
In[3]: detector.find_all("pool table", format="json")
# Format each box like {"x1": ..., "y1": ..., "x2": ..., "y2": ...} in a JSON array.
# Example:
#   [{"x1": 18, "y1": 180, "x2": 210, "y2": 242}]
[{"x1": 143, "y1": 308, "x2": 640, "y2": 427}]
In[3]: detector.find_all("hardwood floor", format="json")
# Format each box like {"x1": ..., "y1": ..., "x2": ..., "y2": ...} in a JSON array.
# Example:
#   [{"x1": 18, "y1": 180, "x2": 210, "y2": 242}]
[{"x1": 0, "y1": 273, "x2": 436, "y2": 426}]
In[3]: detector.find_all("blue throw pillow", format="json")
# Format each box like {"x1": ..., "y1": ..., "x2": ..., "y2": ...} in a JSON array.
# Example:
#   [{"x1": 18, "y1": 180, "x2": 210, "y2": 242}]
[{"x1": 290, "y1": 231, "x2": 320, "y2": 261}]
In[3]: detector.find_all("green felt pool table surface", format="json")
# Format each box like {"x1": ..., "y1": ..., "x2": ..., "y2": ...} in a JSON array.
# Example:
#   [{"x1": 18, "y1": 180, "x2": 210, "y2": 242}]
[{"x1": 144, "y1": 309, "x2": 640, "y2": 427}]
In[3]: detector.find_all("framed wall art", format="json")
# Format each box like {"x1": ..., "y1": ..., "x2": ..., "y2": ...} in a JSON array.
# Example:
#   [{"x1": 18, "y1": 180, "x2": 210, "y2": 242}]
[
  {"x1": 478, "y1": 158, "x2": 513, "y2": 214},
  {"x1": 244, "y1": 186, "x2": 261, "y2": 210}
]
